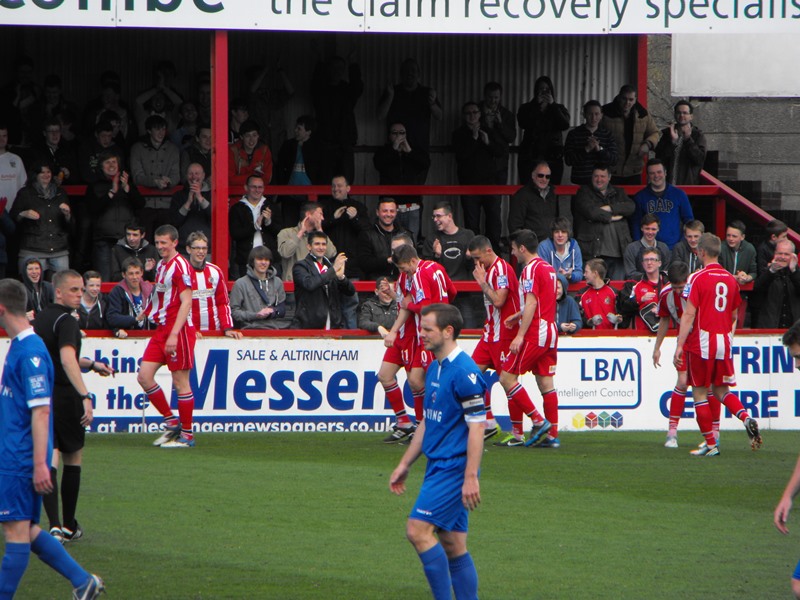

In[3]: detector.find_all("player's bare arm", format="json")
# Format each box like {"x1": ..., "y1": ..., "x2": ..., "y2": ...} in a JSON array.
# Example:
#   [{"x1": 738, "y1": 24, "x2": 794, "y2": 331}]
[
  {"x1": 31, "y1": 405, "x2": 54, "y2": 494},
  {"x1": 674, "y1": 299, "x2": 697, "y2": 367},
  {"x1": 775, "y1": 453, "x2": 800, "y2": 534},
  {"x1": 462, "y1": 420, "x2": 484, "y2": 511},
  {"x1": 166, "y1": 287, "x2": 193, "y2": 354},
  {"x1": 511, "y1": 293, "x2": 538, "y2": 354},
  {"x1": 385, "y1": 305, "x2": 411, "y2": 348},
  {"x1": 653, "y1": 316, "x2": 671, "y2": 367}
]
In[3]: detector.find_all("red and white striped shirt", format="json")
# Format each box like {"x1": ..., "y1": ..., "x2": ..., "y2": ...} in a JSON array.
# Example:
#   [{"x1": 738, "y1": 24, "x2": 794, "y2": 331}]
[
  {"x1": 657, "y1": 283, "x2": 685, "y2": 326},
  {"x1": 188, "y1": 261, "x2": 234, "y2": 332},
  {"x1": 148, "y1": 253, "x2": 193, "y2": 328},
  {"x1": 482, "y1": 256, "x2": 519, "y2": 343},
  {"x1": 682, "y1": 263, "x2": 741, "y2": 360},
  {"x1": 408, "y1": 260, "x2": 456, "y2": 340},
  {"x1": 395, "y1": 272, "x2": 415, "y2": 343},
  {"x1": 518, "y1": 257, "x2": 558, "y2": 348}
]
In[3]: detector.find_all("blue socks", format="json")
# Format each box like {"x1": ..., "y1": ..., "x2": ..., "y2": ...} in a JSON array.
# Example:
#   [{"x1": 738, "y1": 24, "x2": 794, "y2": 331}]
[
  {"x1": 418, "y1": 543, "x2": 452, "y2": 600},
  {"x1": 449, "y1": 552, "x2": 478, "y2": 599},
  {"x1": 0, "y1": 542, "x2": 30, "y2": 599},
  {"x1": 31, "y1": 529, "x2": 89, "y2": 587}
]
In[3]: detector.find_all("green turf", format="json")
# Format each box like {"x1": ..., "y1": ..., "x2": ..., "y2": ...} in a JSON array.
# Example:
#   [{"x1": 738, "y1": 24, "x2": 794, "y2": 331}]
[{"x1": 8, "y1": 430, "x2": 800, "y2": 599}]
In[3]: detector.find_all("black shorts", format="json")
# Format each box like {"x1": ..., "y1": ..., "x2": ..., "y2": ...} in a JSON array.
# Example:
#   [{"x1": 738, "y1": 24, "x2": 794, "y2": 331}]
[{"x1": 53, "y1": 384, "x2": 86, "y2": 454}]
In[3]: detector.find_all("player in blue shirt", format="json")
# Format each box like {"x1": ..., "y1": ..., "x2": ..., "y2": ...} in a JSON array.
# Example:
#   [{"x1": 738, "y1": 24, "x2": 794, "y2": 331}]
[
  {"x1": 0, "y1": 278, "x2": 104, "y2": 599},
  {"x1": 390, "y1": 303, "x2": 487, "y2": 600}
]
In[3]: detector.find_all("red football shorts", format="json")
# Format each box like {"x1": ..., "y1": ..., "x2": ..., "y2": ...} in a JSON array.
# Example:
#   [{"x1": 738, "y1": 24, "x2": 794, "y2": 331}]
[
  {"x1": 502, "y1": 339, "x2": 557, "y2": 377},
  {"x1": 382, "y1": 335, "x2": 415, "y2": 372},
  {"x1": 411, "y1": 342, "x2": 434, "y2": 370},
  {"x1": 142, "y1": 325, "x2": 196, "y2": 372},
  {"x1": 686, "y1": 351, "x2": 736, "y2": 389},
  {"x1": 471, "y1": 338, "x2": 512, "y2": 373}
]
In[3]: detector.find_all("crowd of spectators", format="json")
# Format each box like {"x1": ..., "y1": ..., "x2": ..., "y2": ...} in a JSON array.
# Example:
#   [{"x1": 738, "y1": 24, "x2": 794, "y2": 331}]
[{"x1": 2, "y1": 54, "x2": 790, "y2": 332}]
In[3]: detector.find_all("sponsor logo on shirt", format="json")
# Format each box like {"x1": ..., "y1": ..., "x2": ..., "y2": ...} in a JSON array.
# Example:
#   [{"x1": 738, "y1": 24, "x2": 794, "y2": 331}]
[{"x1": 28, "y1": 374, "x2": 46, "y2": 395}]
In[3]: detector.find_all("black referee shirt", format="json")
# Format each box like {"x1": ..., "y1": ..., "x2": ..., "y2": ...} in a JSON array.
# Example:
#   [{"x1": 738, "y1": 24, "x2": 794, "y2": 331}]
[{"x1": 33, "y1": 303, "x2": 82, "y2": 388}]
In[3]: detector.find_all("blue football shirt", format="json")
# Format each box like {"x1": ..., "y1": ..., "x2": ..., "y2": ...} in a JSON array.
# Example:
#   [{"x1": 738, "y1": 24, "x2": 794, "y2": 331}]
[
  {"x1": 0, "y1": 329, "x2": 55, "y2": 478},
  {"x1": 422, "y1": 347, "x2": 487, "y2": 460}
]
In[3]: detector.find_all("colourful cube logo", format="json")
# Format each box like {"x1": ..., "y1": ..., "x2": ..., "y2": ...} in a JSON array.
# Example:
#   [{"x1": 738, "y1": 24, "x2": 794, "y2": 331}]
[
  {"x1": 572, "y1": 413, "x2": 585, "y2": 430},
  {"x1": 611, "y1": 411, "x2": 623, "y2": 428},
  {"x1": 585, "y1": 412, "x2": 598, "y2": 429},
  {"x1": 598, "y1": 411, "x2": 611, "y2": 428}
]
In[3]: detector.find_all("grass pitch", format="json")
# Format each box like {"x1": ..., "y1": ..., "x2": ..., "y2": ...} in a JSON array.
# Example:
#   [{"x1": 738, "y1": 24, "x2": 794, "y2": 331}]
[{"x1": 10, "y1": 430, "x2": 800, "y2": 599}]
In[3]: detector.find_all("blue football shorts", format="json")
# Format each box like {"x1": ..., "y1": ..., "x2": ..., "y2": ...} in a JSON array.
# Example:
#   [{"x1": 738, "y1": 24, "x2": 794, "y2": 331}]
[
  {"x1": 0, "y1": 473, "x2": 42, "y2": 524},
  {"x1": 793, "y1": 558, "x2": 800, "y2": 581},
  {"x1": 410, "y1": 455, "x2": 471, "y2": 533}
]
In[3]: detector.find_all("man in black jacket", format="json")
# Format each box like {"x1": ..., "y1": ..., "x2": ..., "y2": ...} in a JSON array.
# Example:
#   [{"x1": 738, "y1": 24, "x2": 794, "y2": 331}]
[
  {"x1": 357, "y1": 197, "x2": 408, "y2": 281},
  {"x1": 291, "y1": 230, "x2": 355, "y2": 329},
  {"x1": 752, "y1": 239, "x2": 800, "y2": 328}
]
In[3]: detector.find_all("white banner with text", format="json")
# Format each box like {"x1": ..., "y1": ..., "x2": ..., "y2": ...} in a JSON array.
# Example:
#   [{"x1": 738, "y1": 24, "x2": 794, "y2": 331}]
[
  {"x1": 3, "y1": 0, "x2": 800, "y2": 34},
  {"x1": 1, "y1": 333, "x2": 795, "y2": 434}
]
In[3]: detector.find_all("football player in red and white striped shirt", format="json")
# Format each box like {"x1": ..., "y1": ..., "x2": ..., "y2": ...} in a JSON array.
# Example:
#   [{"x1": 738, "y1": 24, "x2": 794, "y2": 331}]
[
  {"x1": 500, "y1": 229, "x2": 561, "y2": 448},
  {"x1": 136, "y1": 224, "x2": 198, "y2": 448},
  {"x1": 466, "y1": 235, "x2": 523, "y2": 444},
  {"x1": 377, "y1": 234, "x2": 421, "y2": 443},
  {"x1": 675, "y1": 233, "x2": 762, "y2": 456},
  {"x1": 184, "y1": 231, "x2": 241, "y2": 339},
  {"x1": 385, "y1": 243, "x2": 456, "y2": 425}
]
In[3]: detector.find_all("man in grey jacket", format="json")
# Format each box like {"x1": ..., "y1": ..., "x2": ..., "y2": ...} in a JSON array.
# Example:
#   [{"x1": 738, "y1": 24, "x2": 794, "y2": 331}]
[{"x1": 229, "y1": 246, "x2": 289, "y2": 329}]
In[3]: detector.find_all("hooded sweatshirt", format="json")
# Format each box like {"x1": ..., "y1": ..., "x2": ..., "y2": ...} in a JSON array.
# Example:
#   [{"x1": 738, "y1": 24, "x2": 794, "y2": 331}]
[{"x1": 229, "y1": 265, "x2": 289, "y2": 329}]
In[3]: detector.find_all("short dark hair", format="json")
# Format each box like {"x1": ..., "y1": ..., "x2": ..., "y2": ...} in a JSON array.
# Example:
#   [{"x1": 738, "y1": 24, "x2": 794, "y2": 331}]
[
  {"x1": 94, "y1": 120, "x2": 114, "y2": 135},
  {"x1": 421, "y1": 303, "x2": 463, "y2": 339},
  {"x1": 83, "y1": 270, "x2": 102, "y2": 283},
  {"x1": 245, "y1": 173, "x2": 265, "y2": 187},
  {"x1": 585, "y1": 258, "x2": 607, "y2": 279},
  {"x1": 667, "y1": 261, "x2": 690, "y2": 284},
  {"x1": 592, "y1": 164, "x2": 611, "y2": 175},
  {"x1": 433, "y1": 201, "x2": 453, "y2": 214},
  {"x1": 300, "y1": 202, "x2": 320, "y2": 217},
  {"x1": 125, "y1": 222, "x2": 146, "y2": 234},
  {"x1": 306, "y1": 230, "x2": 327, "y2": 245},
  {"x1": 248, "y1": 245, "x2": 273, "y2": 267},
  {"x1": 97, "y1": 149, "x2": 121, "y2": 165},
  {"x1": 461, "y1": 101, "x2": 480, "y2": 114},
  {"x1": 375, "y1": 275, "x2": 393, "y2": 289},
  {"x1": 239, "y1": 119, "x2": 260, "y2": 135},
  {"x1": 782, "y1": 319, "x2": 800, "y2": 348},
  {"x1": 582, "y1": 99, "x2": 602, "y2": 113},
  {"x1": 483, "y1": 81, "x2": 502, "y2": 95},
  {"x1": 766, "y1": 219, "x2": 789, "y2": 238},
  {"x1": 296, "y1": 115, "x2": 316, "y2": 131},
  {"x1": 647, "y1": 158, "x2": 665, "y2": 171},
  {"x1": 154, "y1": 224, "x2": 179, "y2": 241},
  {"x1": 467, "y1": 235, "x2": 493, "y2": 253},
  {"x1": 392, "y1": 244, "x2": 418, "y2": 265},
  {"x1": 641, "y1": 213, "x2": 660, "y2": 227},
  {"x1": 674, "y1": 100, "x2": 693, "y2": 114},
  {"x1": 618, "y1": 84, "x2": 636, "y2": 97},
  {"x1": 377, "y1": 197, "x2": 397, "y2": 208},
  {"x1": 121, "y1": 257, "x2": 144, "y2": 272},
  {"x1": 510, "y1": 229, "x2": 539, "y2": 254},
  {"x1": 144, "y1": 114, "x2": 167, "y2": 131},
  {"x1": 0, "y1": 279, "x2": 28, "y2": 315},
  {"x1": 728, "y1": 220, "x2": 746, "y2": 235}
]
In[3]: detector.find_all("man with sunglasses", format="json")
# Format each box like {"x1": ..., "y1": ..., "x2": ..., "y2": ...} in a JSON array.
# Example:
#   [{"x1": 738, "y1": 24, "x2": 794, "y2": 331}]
[{"x1": 507, "y1": 160, "x2": 561, "y2": 243}]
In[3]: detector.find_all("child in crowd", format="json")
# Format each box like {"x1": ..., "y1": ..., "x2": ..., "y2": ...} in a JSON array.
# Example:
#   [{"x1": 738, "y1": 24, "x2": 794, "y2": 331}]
[
  {"x1": 579, "y1": 258, "x2": 621, "y2": 330},
  {"x1": 556, "y1": 273, "x2": 582, "y2": 335}
]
